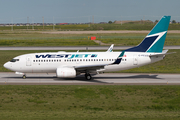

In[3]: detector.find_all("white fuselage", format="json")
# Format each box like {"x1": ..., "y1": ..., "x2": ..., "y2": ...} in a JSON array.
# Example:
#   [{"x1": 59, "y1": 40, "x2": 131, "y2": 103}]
[{"x1": 4, "y1": 51, "x2": 163, "y2": 74}]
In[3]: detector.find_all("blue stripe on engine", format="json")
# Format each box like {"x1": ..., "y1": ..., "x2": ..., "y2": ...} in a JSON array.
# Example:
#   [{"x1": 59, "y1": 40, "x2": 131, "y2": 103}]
[{"x1": 125, "y1": 35, "x2": 158, "y2": 52}]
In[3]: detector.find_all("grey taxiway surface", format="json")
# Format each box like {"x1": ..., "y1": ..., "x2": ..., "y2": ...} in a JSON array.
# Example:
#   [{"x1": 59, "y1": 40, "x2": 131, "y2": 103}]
[{"x1": 1, "y1": 73, "x2": 180, "y2": 85}]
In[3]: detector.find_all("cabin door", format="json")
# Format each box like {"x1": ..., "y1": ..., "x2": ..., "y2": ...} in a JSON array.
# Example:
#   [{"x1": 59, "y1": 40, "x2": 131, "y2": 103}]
[{"x1": 26, "y1": 56, "x2": 31, "y2": 66}]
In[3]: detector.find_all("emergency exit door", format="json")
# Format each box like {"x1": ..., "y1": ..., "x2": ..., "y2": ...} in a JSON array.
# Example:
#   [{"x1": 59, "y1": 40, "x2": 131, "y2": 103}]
[{"x1": 133, "y1": 55, "x2": 138, "y2": 65}]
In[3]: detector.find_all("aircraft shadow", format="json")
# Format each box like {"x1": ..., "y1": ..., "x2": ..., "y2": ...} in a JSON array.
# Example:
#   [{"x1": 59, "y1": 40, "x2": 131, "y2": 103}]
[
  {"x1": 2, "y1": 76, "x2": 109, "y2": 84},
  {"x1": 2, "y1": 74, "x2": 162, "y2": 85},
  {"x1": 53, "y1": 75, "x2": 109, "y2": 84},
  {"x1": 2, "y1": 74, "x2": 161, "y2": 80},
  {"x1": 94, "y1": 74, "x2": 162, "y2": 80}
]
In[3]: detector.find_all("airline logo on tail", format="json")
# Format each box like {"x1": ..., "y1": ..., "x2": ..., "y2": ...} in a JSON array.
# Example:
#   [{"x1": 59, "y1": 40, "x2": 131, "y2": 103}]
[{"x1": 146, "y1": 31, "x2": 167, "y2": 52}]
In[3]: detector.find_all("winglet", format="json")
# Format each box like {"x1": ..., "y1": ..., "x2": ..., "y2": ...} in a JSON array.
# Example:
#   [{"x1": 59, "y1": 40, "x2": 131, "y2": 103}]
[
  {"x1": 112, "y1": 51, "x2": 125, "y2": 64},
  {"x1": 106, "y1": 44, "x2": 114, "y2": 52},
  {"x1": 119, "y1": 50, "x2": 125, "y2": 57}
]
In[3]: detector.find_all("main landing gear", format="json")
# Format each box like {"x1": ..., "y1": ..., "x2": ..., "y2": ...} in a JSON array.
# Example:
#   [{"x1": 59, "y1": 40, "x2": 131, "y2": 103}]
[
  {"x1": 22, "y1": 74, "x2": 26, "y2": 79},
  {"x1": 85, "y1": 73, "x2": 92, "y2": 80}
]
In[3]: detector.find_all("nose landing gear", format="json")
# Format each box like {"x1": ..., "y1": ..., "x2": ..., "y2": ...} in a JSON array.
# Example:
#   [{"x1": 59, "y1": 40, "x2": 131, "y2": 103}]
[{"x1": 15, "y1": 72, "x2": 26, "y2": 79}]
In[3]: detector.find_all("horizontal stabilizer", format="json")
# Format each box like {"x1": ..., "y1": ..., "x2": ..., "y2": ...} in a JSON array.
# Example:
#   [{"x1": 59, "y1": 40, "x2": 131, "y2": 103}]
[{"x1": 149, "y1": 50, "x2": 176, "y2": 57}]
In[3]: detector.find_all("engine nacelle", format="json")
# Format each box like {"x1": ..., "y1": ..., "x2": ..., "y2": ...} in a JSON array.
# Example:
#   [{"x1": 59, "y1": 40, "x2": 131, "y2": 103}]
[{"x1": 56, "y1": 67, "x2": 76, "y2": 78}]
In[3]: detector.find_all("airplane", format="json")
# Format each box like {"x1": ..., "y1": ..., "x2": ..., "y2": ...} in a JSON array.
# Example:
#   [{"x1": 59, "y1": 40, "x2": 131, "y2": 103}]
[{"x1": 4, "y1": 16, "x2": 173, "y2": 80}]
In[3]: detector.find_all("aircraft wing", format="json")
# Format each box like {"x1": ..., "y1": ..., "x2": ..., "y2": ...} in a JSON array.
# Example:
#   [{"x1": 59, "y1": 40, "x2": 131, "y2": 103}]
[
  {"x1": 74, "y1": 51, "x2": 125, "y2": 73},
  {"x1": 75, "y1": 64, "x2": 108, "y2": 72}
]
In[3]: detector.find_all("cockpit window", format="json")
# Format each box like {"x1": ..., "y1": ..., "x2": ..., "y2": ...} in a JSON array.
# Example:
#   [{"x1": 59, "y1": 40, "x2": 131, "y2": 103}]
[{"x1": 10, "y1": 59, "x2": 19, "y2": 62}]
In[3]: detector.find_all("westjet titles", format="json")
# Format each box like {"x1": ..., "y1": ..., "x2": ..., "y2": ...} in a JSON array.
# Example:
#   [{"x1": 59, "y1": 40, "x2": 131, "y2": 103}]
[{"x1": 35, "y1": 54, "x2": 98, "y2": 59}]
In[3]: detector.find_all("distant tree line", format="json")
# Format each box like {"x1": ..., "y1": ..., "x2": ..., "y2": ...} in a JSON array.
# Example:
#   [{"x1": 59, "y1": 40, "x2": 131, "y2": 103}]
[{"x1": 155, "y1": 19, "x2": 178, "y2": 24}]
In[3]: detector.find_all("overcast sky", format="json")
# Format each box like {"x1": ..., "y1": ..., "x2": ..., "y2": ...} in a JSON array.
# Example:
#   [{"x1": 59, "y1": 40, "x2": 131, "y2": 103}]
[{"x1": 0, "y1": 0, "x2": 179, "y2": 23}]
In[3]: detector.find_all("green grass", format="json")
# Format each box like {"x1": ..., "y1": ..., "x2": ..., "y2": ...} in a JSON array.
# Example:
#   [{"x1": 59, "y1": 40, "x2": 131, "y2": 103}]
[
  {"x1": 0, "y1": 24, "x2": 89, "y2": 31},
  {"x1": 86, "y1": 23, "x2": 180, "y2": 30},
  {"x1": 1, "y1": 49, "x2": 180, "y2": 73},
  {"x1": 0, "y1": 31, "x2": 180, "y2": 46},
  {"x1": 0, "y1": 85, "x2": 180, "y2": 120},
  {"x1": 98, "y1": 33, "x2": 180, "y2": 46},
  {"x1": 1, "y1": 23, "x2": 180, "y2": 31},
  {"x1": 0, "y1": 31, "x2": 97, "y2": 46},
  {"x1": 86, "y1": 23, "x2": 155, "y2": 30}
]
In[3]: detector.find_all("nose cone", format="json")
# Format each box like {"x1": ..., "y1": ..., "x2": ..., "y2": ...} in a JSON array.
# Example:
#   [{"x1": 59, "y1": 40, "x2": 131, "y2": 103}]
[{"x1": 3, "y1": 62, "x2": 11, "y2": 70}]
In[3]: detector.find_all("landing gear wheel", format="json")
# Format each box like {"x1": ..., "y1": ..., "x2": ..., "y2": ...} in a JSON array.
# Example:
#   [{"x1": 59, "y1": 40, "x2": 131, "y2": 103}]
[
  {"x1": 85, "y1": 73, "x2": 92, "y2": 80},
  {"x1": 22, "y1": 75, "x2": 26, "y2": 79}
]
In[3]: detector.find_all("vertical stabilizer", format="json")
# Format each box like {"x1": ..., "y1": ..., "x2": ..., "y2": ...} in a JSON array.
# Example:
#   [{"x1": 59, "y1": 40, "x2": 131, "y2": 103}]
[{"x1": 125, "y1": 16, "x2": 171, "y2": 53}]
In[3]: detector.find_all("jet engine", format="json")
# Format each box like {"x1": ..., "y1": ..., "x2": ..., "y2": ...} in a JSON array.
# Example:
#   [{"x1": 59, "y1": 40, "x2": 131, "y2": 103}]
[{"x1": 56, "y1": 67, "x2": 76, "y2": 78}]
